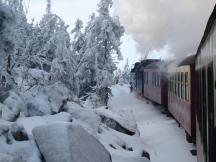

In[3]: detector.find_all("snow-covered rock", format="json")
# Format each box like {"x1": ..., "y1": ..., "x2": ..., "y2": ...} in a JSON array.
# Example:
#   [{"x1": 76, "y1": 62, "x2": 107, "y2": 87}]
[
  {"x1": 0, "y1": 125, "x2": 9, "y2": 135},
  {"x1": 17, "y1": 112, "x2": 72, "y2": 136},
  {"x1": 0, "y1": 140, "x2": 41, "y2": 162},
  {"x1": 25, "y1": 93, "x2": 51, "y2": 117},
  {"x1": 44, "y1": 82, "x2": 71, "y2": 113},
  {"x1": 63, "y1": 101, "x2": 83, "y2": 114},
  {"x1": 0, "y1": 87, "x2": 10, "y2": 103},
  {"x1": 0, "y1": 124, "x2": 41, "y2": 162},
  {"x1": 95, "y1": 108, "x2": 137, "y2": 135},
  {"x1": 1, "y1": 105, "x2": 18, "y2": 122},
  {"x1": 1, "y1": 91, "x2": 25, "y2": 121},
  {"x1": 0, "y1": 153, "x2": 24, "y2": 162},
  {"x1": 33, "y1": 124, "x2": 112, "y2": 162},
  {"x1": 10, "y1": 123, "x2": 28, "y2": 141},
  {"x1": 44, "y1": 112, "x2": 72, "y2": 123},
  {"x1": 72, "y1": 109, "x2": 101, "y2": 134},
  {"x1": 112, "y1": 154, "x2": 150, "y2": 162}
]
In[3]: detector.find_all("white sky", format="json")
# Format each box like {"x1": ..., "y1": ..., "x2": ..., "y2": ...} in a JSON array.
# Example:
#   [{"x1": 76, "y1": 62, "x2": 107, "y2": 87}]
[{"x1": 24, "y1": 0, "x2": 139, "y2": 70}]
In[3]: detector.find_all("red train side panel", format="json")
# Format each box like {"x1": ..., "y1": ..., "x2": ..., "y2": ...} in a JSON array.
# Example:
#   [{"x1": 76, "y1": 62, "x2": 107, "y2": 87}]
[
  {"x1": 168, "y1": 56, "x2": 196, "y2": 139},
  {"x1": 143, "y1": 62, "x2": 168, "y2": 107}
]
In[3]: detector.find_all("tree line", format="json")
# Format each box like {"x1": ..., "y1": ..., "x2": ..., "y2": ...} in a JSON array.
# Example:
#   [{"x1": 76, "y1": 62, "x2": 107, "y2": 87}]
[{"x1": 0, "y1": 0, "x2": 125, "y2": 107}]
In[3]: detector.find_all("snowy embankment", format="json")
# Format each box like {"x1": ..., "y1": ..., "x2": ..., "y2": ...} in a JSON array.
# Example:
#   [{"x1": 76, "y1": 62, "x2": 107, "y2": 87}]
[
  {"x1": 109, "y1": 85, "x2": 197, "y2": 162},
  {"x1": 0, "y1": 83, "x2": 197, "y2": 162},
  {"x1": 0, "y1": 84, "x2": 150, "y2": 162}
]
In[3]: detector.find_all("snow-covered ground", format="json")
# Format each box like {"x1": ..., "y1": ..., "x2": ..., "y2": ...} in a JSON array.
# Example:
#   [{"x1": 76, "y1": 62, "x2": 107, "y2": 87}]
[
  {"x1": 109, "y1": 85, "x2": 197, "y2": 162},
  {"x1": 0, "y1": 84, "x2": 197, "y2": 162}
]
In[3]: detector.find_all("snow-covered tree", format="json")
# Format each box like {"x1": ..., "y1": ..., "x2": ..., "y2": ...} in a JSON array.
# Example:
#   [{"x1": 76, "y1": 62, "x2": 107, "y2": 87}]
[
  {"x1": 121, "y1": 58, "x2": 131, "y2": 84},
  {"x1": 15, "y1": 0, "x2": 74, "y2": 93},
  {"x1": 50, "y1": 27, "x2": 75, "y2": 90},
  {"x1": 0, "y1": 1, "x2": 16, "y2": 87},
  {"x1": 71, "y1": 19, "x2": 85, "y2": 56},
  {"x1": 30, "y1": 0, "x2": 71, "y2": 72},
  {"x1": 78, "y1": 0, "x2": 125, "y2": 106},
  {"x1": 113, "y1": 69, "x2": 122, "y2": 84}
]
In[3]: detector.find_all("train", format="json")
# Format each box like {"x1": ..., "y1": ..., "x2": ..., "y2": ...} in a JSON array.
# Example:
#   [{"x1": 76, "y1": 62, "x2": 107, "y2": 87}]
[{"x1": 131, "y1": 5, "x2": 216, "y2": 162}]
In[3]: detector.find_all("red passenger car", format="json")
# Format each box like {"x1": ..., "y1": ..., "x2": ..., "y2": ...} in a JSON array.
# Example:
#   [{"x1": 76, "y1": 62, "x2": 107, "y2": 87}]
[
  {"x1": 143, "y1": 61, "x2": 168, "y2": 107},
  {"x1": 168, "y1": 55, "x2": 196, "y2": 142}
]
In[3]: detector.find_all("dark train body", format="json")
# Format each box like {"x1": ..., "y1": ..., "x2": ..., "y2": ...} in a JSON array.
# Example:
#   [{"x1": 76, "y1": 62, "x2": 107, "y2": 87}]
[
  {"x1": 195, "y1": 5, "x2": 216, "y2": 162},
  {"x1": 131, "y1": 5, "x2": 216, "y2": 162},
  {"x1": 131, "y1": 59, "x2": 160, "y2": 97}
]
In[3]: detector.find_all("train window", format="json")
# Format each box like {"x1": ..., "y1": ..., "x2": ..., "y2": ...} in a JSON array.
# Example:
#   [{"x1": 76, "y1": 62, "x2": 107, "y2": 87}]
[
  {"x1": 155, "y1": 73, "x2": 157, "y2": 87},
  {"x1": 176, "y1": 74, "x2": 177, "y2": 93},
  {"x1": 156, "y1": 73, "x2": 158, "y2": 87},
  {"x1": 174, "y1": 74, "x2": 175, "y2": 94},
  {"x1": 152, "y1": 72, "x2": 154, "y2": 86},
  {"x1": 178, "y1": 73, "x2": 181, "y2": 97},
  {"x1": 170, "y1": 76, "x2": 172, "y2": 91},
  {"x1": 181, "y1": 72, "x2": 184, "y2": 99},
  {"x1": 156, "y1": 72, "x2": 158, "y2": 87},
  {"x1": 155, "y1": 73, "x2": 156, "y2": 86},
  {"x1": 173, "y1": 75, "x2": 174, "y2": 93},
  {"x1": 155, "y1": 72, "x2": 157, "y2": 86},
  {"x1": 144, "y1": 72, "x2": 146, "y2": 84},
  {"x1": 185, "y1": 72, "x2": 189, "y2": 101},
  {"x1": 172, "y1": 75, "x2": 175, "y2": 93}
]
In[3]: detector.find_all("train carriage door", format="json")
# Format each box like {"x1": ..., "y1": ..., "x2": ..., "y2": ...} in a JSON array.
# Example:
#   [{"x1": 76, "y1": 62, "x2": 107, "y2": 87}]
[
  {"x1": 204, "y1": 31, "x2": 215, "y2": 162},
  {"x1": 212, "y1": 25, "x2": 216, "y2": 162},
  {"x1": 207, "y1": 61, "x2": 214, "y2": 162}
]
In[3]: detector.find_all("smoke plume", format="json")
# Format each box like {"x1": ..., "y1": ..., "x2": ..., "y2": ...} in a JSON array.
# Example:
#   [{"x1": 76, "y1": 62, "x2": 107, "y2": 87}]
[{"x1": 114, "y1": 0, "x2": 215, "y2": 58}]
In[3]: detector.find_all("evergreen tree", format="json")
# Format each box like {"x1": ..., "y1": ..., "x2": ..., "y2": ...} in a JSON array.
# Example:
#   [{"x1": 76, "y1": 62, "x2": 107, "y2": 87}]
[
  {"x1": 121, "y1": 58, "x2": 130, "y2": 84},
  {"x1": 79, "y1": 0, "x2": 125, "y2": 106},
  {"x1": 0, "y1": 1, "x2": 17, "y2": 87}
]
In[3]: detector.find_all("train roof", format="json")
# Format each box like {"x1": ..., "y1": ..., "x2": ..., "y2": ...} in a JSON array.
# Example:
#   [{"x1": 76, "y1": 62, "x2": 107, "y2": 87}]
[
  {"x1": 178, "y1": 55, "x2": 195, "y2": 66},
  {"x1": 196, "y1": 4, "x2": 216, "y2": 56},
  {"x1": 144, "y1": 60, "x2": 168, "y2": 70},
  {"x1": 131, "y1": 59, "x2": 160, "y2": 73}
]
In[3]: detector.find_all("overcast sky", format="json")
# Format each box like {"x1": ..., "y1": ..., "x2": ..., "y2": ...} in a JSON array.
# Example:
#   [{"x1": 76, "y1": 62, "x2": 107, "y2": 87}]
[{"x1": 25, "y1": 0, "x2": 215, "y2": 69}]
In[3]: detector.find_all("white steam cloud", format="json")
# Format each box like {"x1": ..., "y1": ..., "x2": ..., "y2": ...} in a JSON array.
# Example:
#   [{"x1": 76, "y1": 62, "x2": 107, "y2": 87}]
[{"x1": 114, "y1": 0, "x2": 215, "y2": 58}]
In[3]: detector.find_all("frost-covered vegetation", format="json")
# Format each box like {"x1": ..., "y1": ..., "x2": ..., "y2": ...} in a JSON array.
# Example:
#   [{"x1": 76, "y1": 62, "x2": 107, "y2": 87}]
[
  {"x1": 0, "y1": 0, "x2": 151, "y2": 162},
  {"x1": 114, "y1": 59, "x2": 131, "y2": 85},
  {"x1": 0, "y1": 0, "x2": 124, "y2": 113}
]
